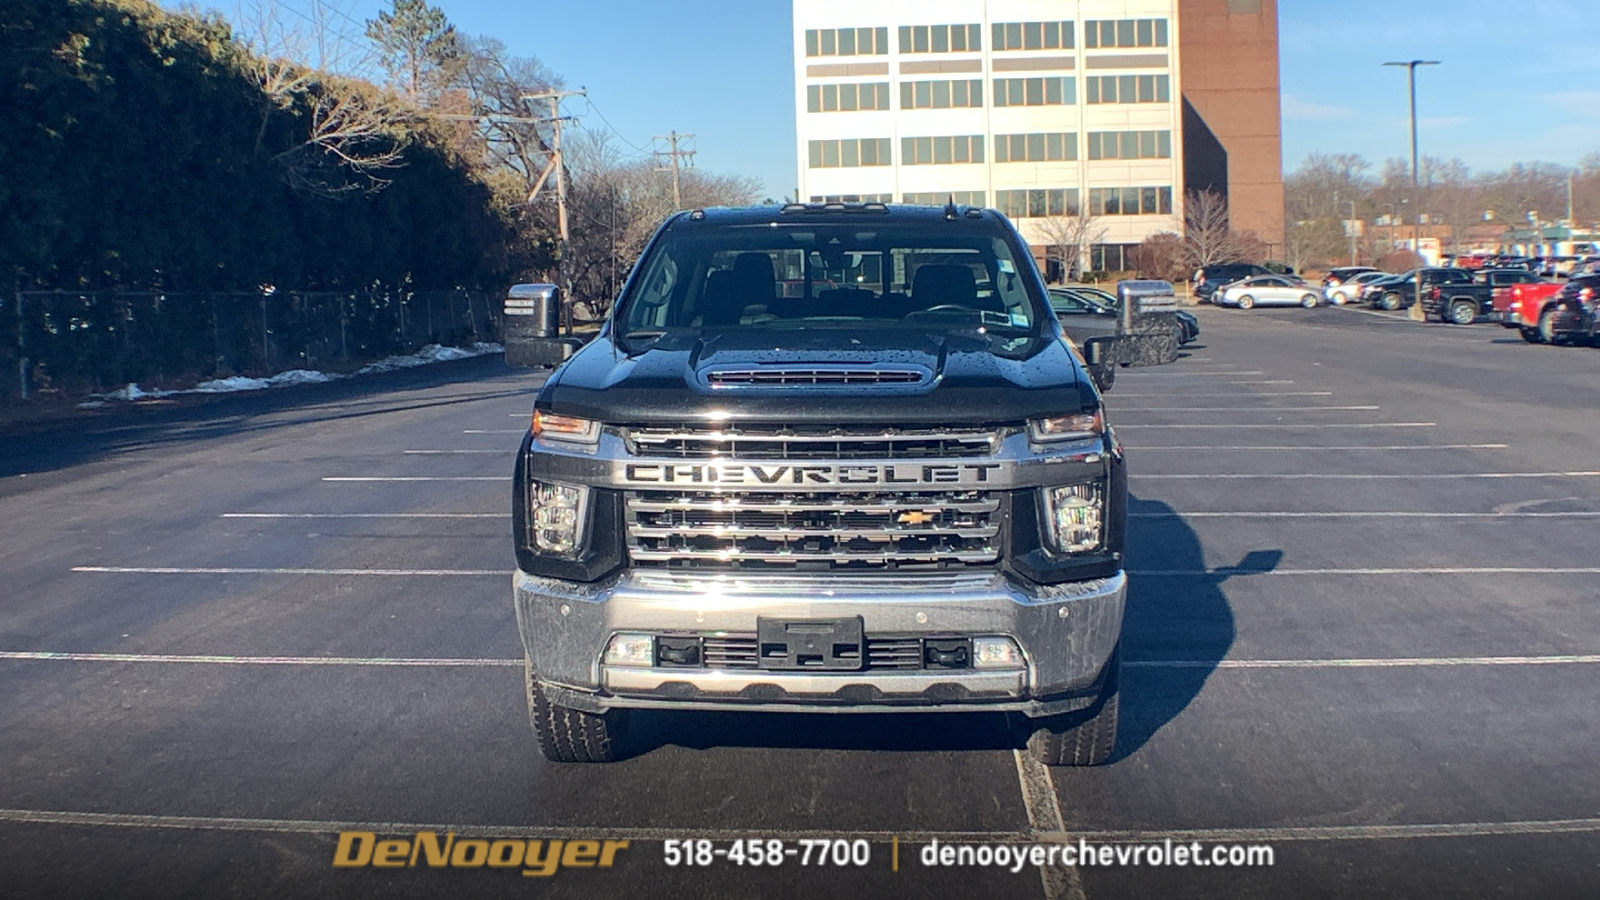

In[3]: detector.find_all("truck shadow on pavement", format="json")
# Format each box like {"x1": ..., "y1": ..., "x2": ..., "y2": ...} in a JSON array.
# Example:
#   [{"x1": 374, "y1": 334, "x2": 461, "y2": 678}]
[{"x1": 618, "y1": 495, "x2": 1265, "y2": 764}]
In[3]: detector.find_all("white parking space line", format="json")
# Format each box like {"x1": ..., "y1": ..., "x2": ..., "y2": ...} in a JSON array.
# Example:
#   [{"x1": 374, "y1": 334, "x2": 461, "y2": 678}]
[
  {"x1": 1123, "y1": 371, "x2": 1265, "y2": 377},
  {"x1": 14, "y1": 651, "x2": 1599, "y2": 670},
  {"x1": 1111, "y1": 392, "x2": 1333, "y2": 398},
  {"x1": 71, "y1": 566, "x2": 506, "y2": 576},
  {"x1": 402, "y1": 449, "x2": 512, "y2": 455},
  {"x1": 1068, "y1": 818, "x2": 1600, "y2": 844},
  {"x1": 1129, "y1": 655, "x2": 1600, "y2": 669},
  {"x1": 1125, "y1": 445, "x2": 1506, "y2": 452},
  {"x1": 1131, "y1": 567, "x2": 1600, "y2": 576},
  {"x1": 1229, "y1": 380, "x2": 1295, "y2": 385},
  {"x1": 1116, "y1": 422, "x2": 1435, "y2": 429},
  {"x1": 1135, "y1": 472, "x2": 1600, "y2": 480},
  {"x1": 322, "y1": 476, "x2": 506, "y2": 482},
  {"x1": 1130, "y1": 511, "x2": 1598, "y2": 519},
  {"x1": 464, "y1": 429, "x2": 524, "y2": 434},
  {"x1": 1013, "y1": 750, "x2": 1086, "y2": 900},
  {"x1": 0, "y1": 808, "x2": 1011, "y2": 843},
  {"x1": 2, "y1": 807, "x2": 1594, "y2": 847},
  {"x1": 0, "y1": 651, "x2": 519, "y2": 667},
  {"x1": 221, "y1": 513, "x2": 503, "y2": 519},
  {"x1": 1112, "y1": 406, "x2": 1379, "y2": 412}
]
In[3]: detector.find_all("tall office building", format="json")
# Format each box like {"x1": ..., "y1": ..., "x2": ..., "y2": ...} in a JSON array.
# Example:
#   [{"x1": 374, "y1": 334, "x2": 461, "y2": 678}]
[{"x1": 792, "y1": 0, "x2": 1283, "y2": 273}]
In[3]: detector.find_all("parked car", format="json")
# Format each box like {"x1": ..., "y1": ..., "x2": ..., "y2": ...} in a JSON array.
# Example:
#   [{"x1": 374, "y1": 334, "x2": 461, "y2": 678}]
[
  {"x1": 1324, "y1": 271, "x2": 1390, "y2": 305},
  {"x1": 1057, "y1": 284, "x2": 1199, "y2": 345},
  {"x1": 1215, "y1": 275, "x2": 1322, "y2": 309},
  {"x1": 1366, "y1": 268, "x2": 1476, "y2": 311},
  {"x1": 1528, "y1": 273, "x2": 1600, "y2": 345},
  {"x1": 1418, "y1": 268, "x2": 1544, "y2": 324},
  {"x1": 1321, "y1": 266, "x2": 1378, "y2": 288},
  {"x1": 1192, "y1": 264, "x2": 1274, "y2": 302}
]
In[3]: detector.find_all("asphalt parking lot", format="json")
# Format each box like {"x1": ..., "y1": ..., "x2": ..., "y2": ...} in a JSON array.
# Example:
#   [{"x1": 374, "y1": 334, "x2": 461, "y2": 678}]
[{"x1": 1, "y1": 305, "x2": 1598, "y2": 899}]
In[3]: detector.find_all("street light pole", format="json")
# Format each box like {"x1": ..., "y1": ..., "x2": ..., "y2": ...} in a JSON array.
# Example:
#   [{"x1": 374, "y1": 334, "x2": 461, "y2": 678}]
[{"x1": 1384, "y1": 60, "x2": 1441, "y2": 321}]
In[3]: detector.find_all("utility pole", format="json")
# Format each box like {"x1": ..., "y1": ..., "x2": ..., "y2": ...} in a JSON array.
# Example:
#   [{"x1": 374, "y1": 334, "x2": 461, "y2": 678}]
[
  {"x1": 520, "y1": 89, "x2": 586, "y2": 335},
  {"x1": 1384, "y1": 59, "x2": 1440, "y2": 321},
  {"x1": 653, "y1": 131, "x2": 696, "y2": 209},
  {"x1": 1349, "y1": 200, "x2": 1359, "y2": 266}
]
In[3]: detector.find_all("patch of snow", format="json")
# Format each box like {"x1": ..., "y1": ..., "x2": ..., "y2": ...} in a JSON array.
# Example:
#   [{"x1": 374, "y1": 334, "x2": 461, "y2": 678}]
[{"x1": 82, "y1": 343, "x2": 501, "y2": 405}]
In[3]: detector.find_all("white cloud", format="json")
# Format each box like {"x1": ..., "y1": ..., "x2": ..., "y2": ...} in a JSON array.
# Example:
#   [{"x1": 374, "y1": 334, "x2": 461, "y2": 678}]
[
  {"x1": 1539, "y1": 91, "x2": 1600, "y2": 114},
  {"x1": 1282, "y1": 94, "x2": 1355, "y2": 121}
]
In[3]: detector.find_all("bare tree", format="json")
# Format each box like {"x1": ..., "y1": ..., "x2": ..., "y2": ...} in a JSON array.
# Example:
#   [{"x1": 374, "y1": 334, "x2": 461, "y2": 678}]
[
  {"x1": 1033, "y1": 210, "x2": 1107, "y2": 281},
  {"x1": 1183, "y1": 189, "x2": 1256, "y2": 268},
  {"x1": 236, "y1": 0, "x2": 411, "y2": 194}
]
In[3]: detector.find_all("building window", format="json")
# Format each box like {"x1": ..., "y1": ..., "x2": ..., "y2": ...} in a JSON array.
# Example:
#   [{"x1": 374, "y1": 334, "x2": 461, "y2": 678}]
[
  {"x1": 993, "y1": 77, "x2": 1075, "y2": 107},
  {"x1": 899, "y1": 79, "x2": 984, "y2": 110},
  {"x1": 805, "y1": 27, "x2": 891, "y2": 57},
  {"x1": 901, "y1": 135, "x2": 985, "y2": 165},
  {"x1": 1090, "y1": 244, "x2": 1138, "y2": 272},
  {"x1": 903, "y1": 191, "x2": 986, "y2": 207},
  {"x1": 995, "y1": 189, "x2": 1080, "y2": 219},
  {"x1": 994, "y1": 132, "x2": 1078, "y2": 163},
  {"x1": 1083, "y1": 19, "x2": 1169, "y2": 49},
  {"x1": 1086, "y1": 186, "x2": 1173, "y2": 216},
  {"x1": 807, "y1": 83, "x2": 892, "y2": 113},
  {"x1": 1086, "y1": 131, "x2": 1172, "y2": 160},
  {"x1": 898, "y1": 23, "x2": 982, "y2": 54},
  {"x1": 1084, "y1": 74, "x2": 1170, "y2": 104},
  {"x1": 807, "y1": 138, "x2": 892, "y2": 168},
  {"x1": 809, "y1": 194, "x2": 894, "y2": 203},
  {"x1": 991, "y1": 21, "x2": 1074, "y2": 51}
]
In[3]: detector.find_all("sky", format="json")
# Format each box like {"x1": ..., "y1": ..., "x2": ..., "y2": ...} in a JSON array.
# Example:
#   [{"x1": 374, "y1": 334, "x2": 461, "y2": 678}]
[{"x1": 217, "y1": 0, "x2": 1600, "y2": 199}]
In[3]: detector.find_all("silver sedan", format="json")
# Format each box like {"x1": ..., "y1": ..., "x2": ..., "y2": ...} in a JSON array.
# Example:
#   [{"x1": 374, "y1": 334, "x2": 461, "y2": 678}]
[
  {"x1": 1216, "y1": 275, "x2": 1322, "y2": 309},
  {"x1": 1323, "y1": 271, "x2": 1391, "y2": 305}
]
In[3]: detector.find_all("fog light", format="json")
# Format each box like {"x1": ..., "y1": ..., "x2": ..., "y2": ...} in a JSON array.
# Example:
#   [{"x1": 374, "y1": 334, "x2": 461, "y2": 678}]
[
  {"x1": 529, "y1": 480, "x2": 587, "y2": 555},
  {"x1": 972, "y1": 637, "x2": 1024, "y2": 669},
  {"x1": 603, "y1": 633, "x2": 655, "y2": 667}
]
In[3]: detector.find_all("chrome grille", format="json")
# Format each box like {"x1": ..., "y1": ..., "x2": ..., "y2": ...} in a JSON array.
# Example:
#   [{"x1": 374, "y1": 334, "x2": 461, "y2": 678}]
[
  {"x1": 623, "y1": 425, "x2": 1000, "y2": 460},
  {"x1": 625, "y1": 490, "x2": 1000, "y2": 568},
  {"x1": 702, "y1": 635, "x2": 928, "y2": 670}
]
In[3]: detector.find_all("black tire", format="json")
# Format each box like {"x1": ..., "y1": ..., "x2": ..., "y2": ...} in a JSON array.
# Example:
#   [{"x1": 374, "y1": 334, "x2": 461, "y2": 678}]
[
  {"x1": 1025, "y1": 645, "x2": 1120, "y2": 766},
  {"x1": 1301, "y1": 293, "x2": 1319, "y2": 309},
  {"x1": 1520, "y1": 326, "x2": 1545, "y2": 344},
  {"x1": 1379, "y1": 292, "x2": 1403, "y2": 311},
  {"x1": 1237, "y1": 295, "x2": 1255, "y2": 310},
  {"x1": 526, "y1": 656, "x2": 628, "y2": 762},
  {"x1": 1539, "y1": 308, "x2": 1568, "y2": 346},
  {"x1": 1447, "y1": 299, "x2": 1477, "y2": 325}
]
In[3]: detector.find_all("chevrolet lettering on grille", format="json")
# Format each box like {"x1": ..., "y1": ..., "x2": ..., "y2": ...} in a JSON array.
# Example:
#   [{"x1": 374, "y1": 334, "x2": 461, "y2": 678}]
[{"x1": 622, "y1": 462, "x2": 1003, "y2": 487}]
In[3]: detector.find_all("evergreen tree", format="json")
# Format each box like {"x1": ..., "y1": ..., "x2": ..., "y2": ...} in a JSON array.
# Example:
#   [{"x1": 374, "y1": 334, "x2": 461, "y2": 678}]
[{"x1": 364, "y1": 0, "x2": 462, "y2": 106}]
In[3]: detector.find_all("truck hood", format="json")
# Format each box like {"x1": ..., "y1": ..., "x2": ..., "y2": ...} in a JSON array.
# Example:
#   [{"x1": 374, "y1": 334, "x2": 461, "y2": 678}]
[{"x1": 536, "y1": 329, "x2": 1096, "y2": 426}]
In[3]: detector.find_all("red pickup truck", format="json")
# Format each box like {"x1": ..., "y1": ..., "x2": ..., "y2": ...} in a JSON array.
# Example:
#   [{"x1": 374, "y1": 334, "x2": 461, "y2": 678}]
[{"x1": 1494, "y1": 281, "x2": 1564, "y2": 342}]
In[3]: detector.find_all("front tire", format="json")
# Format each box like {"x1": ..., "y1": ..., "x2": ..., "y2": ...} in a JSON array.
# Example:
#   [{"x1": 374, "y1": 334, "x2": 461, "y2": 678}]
[
  {"x1": 1237, "y1": 295, "x2": 1255, "y2": 310},
  {"x1": 1379, "y1": 292, "x2": 1403, "y2": 311},
  {"x1": 1024, "y1": 645, "x2": 1120, "y2": 766},
  {"x1": 1301, "y1": 293, "x2": 1319, "y2": 308},
  {"x1": 526, "y1": 656, "x2": 629, "y2": 762},
  {"x1": 1448, "y1": 300, "x2": 1476, "y2": 325},
  {"x1": 1539, "y1": 308, "x2": 1568, "y2": 346}
]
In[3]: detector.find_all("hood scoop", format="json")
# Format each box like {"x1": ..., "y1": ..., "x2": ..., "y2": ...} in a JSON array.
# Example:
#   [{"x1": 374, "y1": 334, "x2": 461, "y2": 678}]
[{"x1": 700, "y1": 364, "x2": 932, "y2": 391}]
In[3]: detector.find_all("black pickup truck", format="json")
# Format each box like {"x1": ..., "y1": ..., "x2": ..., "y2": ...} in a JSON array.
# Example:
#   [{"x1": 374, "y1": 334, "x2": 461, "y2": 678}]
[
  {"x1": 1367, "y1": 267, "x2": 1475, "y2": 311},
  {"x1": 512, "y1": 203, "x2": 1128, "y2": 766},
  {"x1": 1421, "y1": 268, "x2": 1544, "y2": 325}
]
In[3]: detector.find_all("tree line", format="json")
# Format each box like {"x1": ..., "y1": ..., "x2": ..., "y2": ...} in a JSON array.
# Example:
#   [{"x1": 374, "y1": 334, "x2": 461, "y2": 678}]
[{"x1": 1, "y1": 0, "x2": 759, "y2": 304}]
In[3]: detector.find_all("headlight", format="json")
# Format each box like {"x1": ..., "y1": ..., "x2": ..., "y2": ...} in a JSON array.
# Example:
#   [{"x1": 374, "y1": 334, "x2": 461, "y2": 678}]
[
  {"x1": 532, "y1": 411, "x2": 600, "y2": 446},
  {"x1": 529, "y1": 480, "x2": 588, "y2": 555},
  {"x1": 1028, "y1": 410, "x2": 1104, "y2": 442},
  {"x1": 1042, "y1": 483, "x2": 1104, "y2": 554}
]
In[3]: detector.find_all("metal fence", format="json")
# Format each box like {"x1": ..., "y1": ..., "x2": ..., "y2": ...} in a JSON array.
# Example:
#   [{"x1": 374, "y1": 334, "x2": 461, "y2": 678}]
[{"x1": 1, "y1": 289, "x2": 502, "y2": 401}]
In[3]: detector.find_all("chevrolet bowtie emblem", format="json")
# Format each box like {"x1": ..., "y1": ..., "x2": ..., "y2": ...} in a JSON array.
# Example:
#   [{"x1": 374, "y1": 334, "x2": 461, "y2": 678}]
[{"x1": 897, "y1": 510, "x2": 937, "y2": 525}]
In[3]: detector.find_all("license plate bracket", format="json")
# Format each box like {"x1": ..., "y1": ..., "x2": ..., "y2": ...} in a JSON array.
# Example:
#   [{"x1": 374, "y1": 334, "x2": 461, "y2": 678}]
[{"x1": 756, "y1": 617, "x2": 864, "y2": 670}]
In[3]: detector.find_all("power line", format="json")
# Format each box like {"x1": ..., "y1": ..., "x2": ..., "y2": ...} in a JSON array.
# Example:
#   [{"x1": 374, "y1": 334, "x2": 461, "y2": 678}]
[{"x1": 578, "y1": 97, "x2": 653, "y2": 156}]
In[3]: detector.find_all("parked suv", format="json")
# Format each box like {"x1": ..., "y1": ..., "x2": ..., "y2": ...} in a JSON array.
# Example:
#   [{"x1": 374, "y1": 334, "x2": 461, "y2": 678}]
[
  {"x1": 513, "y1": 204, "x2": 1128, "y2": 766},
  {"x1": 1192, "y1": 263, "x2": 1273, "y2": 302}
]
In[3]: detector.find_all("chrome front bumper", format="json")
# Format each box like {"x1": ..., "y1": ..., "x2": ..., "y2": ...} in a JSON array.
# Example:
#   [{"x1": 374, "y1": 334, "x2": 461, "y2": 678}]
[{"x1": 513, "y1": 568, "x2": 1125, "y2": 717}]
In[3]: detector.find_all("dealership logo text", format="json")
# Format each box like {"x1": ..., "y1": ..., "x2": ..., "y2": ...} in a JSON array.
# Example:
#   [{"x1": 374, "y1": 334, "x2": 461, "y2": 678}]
[{"x1": 332, "y1": 831, "x2": 629, "y2": 877}]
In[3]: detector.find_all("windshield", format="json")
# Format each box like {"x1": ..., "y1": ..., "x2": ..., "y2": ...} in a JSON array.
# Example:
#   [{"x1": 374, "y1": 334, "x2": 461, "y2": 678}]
[{"x1": 618, "y1": 219, "x2": 1047, "y2": 352}]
